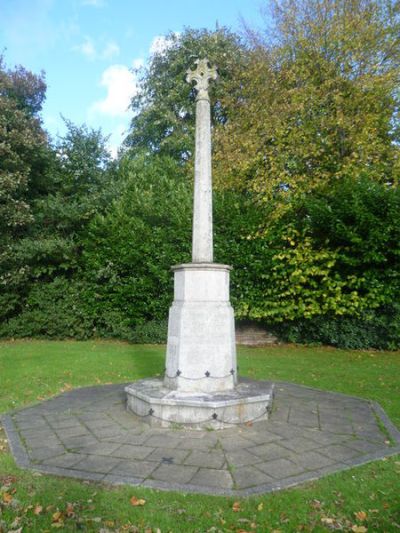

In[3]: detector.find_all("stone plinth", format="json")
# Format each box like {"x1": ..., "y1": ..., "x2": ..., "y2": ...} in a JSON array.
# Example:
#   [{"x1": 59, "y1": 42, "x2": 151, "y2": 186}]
[
  {"x1": 125, "y1": 263, "x2": 275, "y2": 428},
  {"x1": 125, "y1": 378, "x2": 274, "y2": 429},
  {"x1": 164, "y1": 263, "x2": 236, "y2": 393}
]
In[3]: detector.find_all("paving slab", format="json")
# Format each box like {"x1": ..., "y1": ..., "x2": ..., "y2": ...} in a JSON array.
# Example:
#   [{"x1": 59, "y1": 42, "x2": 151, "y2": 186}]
[
  {"x1": 256, "y1": 457, "x2": 306, "y2": 479},
  {"x1": 190, "y1": 468, "x2": 233, "y2": 489},
  {"x1": 2, "y1": 381, "x2": 400, "y2": 496},
  {"x1": 150, "y1": 464, "x2": 198, "y2": 484},
  {"x1": 232, "y1": 465, "x2": 274, "y2": 489},
  {"x1": 184, "y1": 450, "x2": 226, "y2": 468}
]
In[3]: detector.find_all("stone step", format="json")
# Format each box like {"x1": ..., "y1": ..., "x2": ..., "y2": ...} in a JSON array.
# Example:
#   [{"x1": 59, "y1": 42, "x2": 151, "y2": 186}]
[{"x1": 235, "y1": 324, "x2": 278, "y2": 346}]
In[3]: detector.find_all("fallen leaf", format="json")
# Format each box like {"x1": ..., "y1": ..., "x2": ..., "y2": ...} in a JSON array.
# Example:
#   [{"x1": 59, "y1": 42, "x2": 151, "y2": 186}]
[
  {"x1": 311, "y1": 499, "x2": 322, "y2": 510},
  {"x1": 257, "y1": 502, "x2": 263, "y2": 511},
  {"x1": 352, "y1": 526, "x2": 367, "y2": 533},
  {"x1": 355, "y1": 511, "x2": 367, "y2": 521},
  {"x1": 9, "y1": 517, "x2": 21, "y2": 528},
  {"x1": 321, "y1": 517, "x2": 334, "y2": 524},
  {"x1": 52, "y1": 511, "x2": 63, "y2": 523},
  {"x1": 34, "y1": 504, "x2": 43, "y2": 515},
  {"x1": 232, "y1": 501, "x2": 241, "y2": 512},
  {"x1": 2, "y1": 492, "x2": 13, "y2": 504},
  {"x1": 65, "y1": 503, "x2": 75, "y2": 518},
  {"x1": 130, "y1": 496, "x2": 146, "y2": 506},
  {"x1": 2, "y1": 475, "x2": 16, "y2": 486}
]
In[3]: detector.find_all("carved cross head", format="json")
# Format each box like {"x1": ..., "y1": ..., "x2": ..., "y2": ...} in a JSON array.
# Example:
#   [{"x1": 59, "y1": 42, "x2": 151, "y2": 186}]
[{"x1": 186, "y1": 58, "x2": 218, "y2": 101}]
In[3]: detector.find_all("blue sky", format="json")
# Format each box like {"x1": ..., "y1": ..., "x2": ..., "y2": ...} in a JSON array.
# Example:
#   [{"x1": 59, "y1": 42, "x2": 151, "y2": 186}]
[{"x1": 0, "y1": 0, "x2": 264, "y2": 155}]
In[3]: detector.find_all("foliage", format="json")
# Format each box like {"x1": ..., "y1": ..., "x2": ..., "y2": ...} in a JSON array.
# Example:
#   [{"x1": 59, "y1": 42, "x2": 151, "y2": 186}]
[
  {"x1": 0, "y1": 278, "x2": 95, "y2": 340},
  {"x1": 81, "y1": 154, "x2": 192, "y2": 333},
  {"x1": 1, "y1": 5, "x2": 400, "y2": 351},
  {"x1": 124, "y1": 27, "x2": 246, "y2": 160},
  {"x1": 0, "y1": 55, "x2": 48, "y2": 237},
  {"x1": 247, "y1": 176, "x2": 400, "y2": 328},
  {"x1": 0, "y1": 112, "x2": 117, "y2": 330},
  {"x1": 129, "y1": 319, "x2": 168, "y2": 344},
  {"x1": 276, "y1": 305, "x2": 400, "y2": 350},
  {"x1": 214, "y1": 0, "x2": 400, "y2": 212}
]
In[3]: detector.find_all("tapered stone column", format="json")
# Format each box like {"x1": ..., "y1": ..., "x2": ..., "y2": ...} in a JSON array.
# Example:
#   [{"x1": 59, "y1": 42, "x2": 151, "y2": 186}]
[
  {"x1": 189, "y1": 60, "x2": 216, "y2": 263},
  {"x1": 125, "y1": 59, "x2": 274, "y2": 428}
]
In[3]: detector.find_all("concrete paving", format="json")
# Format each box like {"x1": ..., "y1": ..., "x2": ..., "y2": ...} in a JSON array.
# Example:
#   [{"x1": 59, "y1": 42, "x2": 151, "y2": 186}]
[{"x1": 3, "y1": 381, "x2": 400, "y2": 496}]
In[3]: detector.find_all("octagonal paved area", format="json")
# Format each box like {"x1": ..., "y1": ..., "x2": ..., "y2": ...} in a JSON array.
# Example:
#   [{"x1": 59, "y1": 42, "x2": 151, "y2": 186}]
[{"x1": 3, "y1": 381, "x2": 400, "y2": 496}]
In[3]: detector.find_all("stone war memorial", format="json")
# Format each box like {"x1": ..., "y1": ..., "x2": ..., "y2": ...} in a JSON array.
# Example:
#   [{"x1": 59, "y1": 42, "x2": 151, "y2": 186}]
[
  {"x1": 2, "y1": 60, "x2": 400, "y2": 496},
  {"x1": 125, "y1": 58, "x2": 275, "y2": 428}
]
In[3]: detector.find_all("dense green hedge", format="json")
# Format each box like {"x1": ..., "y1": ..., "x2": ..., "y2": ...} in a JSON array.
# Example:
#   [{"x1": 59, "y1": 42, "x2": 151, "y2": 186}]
[
  {"x1": 274, "y1": 305, "x2": 400, "y2": 350},
  {"x1": 2, "y1": 154, "x2": 399, "y2": 350}
]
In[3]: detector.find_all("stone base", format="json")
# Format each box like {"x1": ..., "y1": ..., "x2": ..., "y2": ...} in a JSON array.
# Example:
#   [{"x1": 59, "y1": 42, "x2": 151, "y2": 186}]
[
  {"x1": 164, "y1": 263, "x2": 237, "y2": 393},
  {"x1": 125, "y1": 378, "x2": 274, "y2": 429}
]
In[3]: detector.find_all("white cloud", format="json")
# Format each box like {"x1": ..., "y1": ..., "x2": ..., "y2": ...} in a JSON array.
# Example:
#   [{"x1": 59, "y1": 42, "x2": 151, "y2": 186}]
[
  {"x1": 108, "y1": 123, "x2": 127, "y2": 158},
  {"x1": 82, "y1": 0, "x2": 105, "y2": 6},
  {"x1": 132, "y1": 58, "x2": 144, "y2": 70},
  {"x1": 75, "y1": 36, "x2": 96, "y2": 60},
  {"x1": 74, "y1": 37, "x2": 120, "y2": 61},
  {"x1": 149, "y1": 34, "x2": 179, "y2": 56},
  {"x1": 91, "y1": 64, "x2": 139, "y2": 117},
  {"x1": 102, "y1": 41, "x2": 120, "y2": 59}
]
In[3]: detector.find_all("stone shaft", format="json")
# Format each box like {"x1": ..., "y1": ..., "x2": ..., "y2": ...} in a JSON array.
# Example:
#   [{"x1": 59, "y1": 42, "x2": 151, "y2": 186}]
[{"x1": 192, "y1": 98, "x2": 213, "y2": 263}]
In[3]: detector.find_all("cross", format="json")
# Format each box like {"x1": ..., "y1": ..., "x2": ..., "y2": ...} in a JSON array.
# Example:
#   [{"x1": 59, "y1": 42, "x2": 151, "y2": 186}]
[
  {"x1": 186, "y1": 58, "x2": 218, "y2": 101},
  {"x1": 185, "y1": 58, "x2": 217, "y2": 263}
]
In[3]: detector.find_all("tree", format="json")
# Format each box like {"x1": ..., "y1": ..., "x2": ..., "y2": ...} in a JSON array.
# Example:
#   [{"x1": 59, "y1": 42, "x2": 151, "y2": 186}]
[
  {"x1": 0, "y1": 55, "x2": 48, "y2": 237},
  {"x1": 123, "y1": 27, "x2": 246, "y2": 161},
  {"x1": 0, "y1": 115, "x2": 117, "y2": 333},
  {"x1": 214, "y1": 0, "x2": 400, "y2": 213}
]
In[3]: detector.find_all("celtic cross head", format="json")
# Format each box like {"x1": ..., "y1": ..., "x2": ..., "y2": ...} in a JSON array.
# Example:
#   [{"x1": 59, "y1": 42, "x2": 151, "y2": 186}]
[{"x1": 186, "y1": 58, "x2": 218, "y2": 101}]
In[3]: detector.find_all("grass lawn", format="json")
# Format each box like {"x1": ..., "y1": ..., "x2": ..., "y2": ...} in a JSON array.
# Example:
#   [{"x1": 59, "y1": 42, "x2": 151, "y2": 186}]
[{"x1": 0, "y1": 339, "x2": 399, "y2": 532}]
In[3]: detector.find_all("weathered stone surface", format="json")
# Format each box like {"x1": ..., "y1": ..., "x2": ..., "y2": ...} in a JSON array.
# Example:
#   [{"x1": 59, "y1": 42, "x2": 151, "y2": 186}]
[
  {"x1": 190, "y1": 468, "x2": 233, "y2": 489},
  {"x1": 186, "y1": 58, "x2": 217, "y2": 263},
  {"x1": 150, "y1": 464, "x2": 198, "y2": 484},
  {"x1": 163, "y1": 264, "x2": 237, "y2": 394},
  {"x1": 3, "y1": 382, "x2": 400, "y2": 496},
  {"x1": 126, "y1": 377, "x2": 274, "y2": 429},
  {"x1": 236, "y1": 322, "x2": 279, "y2": 346},
  {"x1": 184, "y1": 450, "x2": 226, "y2": 469}
]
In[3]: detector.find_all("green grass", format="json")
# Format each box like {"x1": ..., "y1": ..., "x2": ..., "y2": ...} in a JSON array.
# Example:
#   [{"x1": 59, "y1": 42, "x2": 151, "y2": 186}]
[{"x1": 0, "y1": 340, "x2": 399, "y2": 532}]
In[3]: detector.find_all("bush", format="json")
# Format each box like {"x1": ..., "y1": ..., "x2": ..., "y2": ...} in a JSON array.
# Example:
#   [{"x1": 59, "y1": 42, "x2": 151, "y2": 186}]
[
  {"x1": 276, "y1": 305, "x2": 400, "y2": 350},
  {"x1": 0, "y1": 278, "x2": 96, "y2": 339},
  {"x1": 128, "y1": 320, "x2": 168, "y2": 344}
]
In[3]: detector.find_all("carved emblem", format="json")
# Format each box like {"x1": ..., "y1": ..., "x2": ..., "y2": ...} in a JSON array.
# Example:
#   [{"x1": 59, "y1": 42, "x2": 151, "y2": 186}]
[{"x1": 186, "y1": 58, "x2": 218, "y2": 101}]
